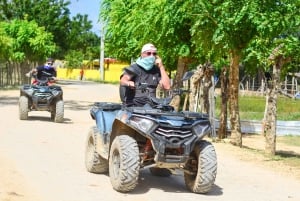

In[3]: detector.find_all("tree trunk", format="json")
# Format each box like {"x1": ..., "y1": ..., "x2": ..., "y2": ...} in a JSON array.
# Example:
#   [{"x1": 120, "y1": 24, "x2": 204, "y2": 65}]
[
  {"x1": 189, "y1": 65, "x2": 204, "y2": 112},
  {"x1": 169, "y1": 95, "x2": 181, "y2": 111},
  {"x1": 263, "y1": 85, "x2": 277, "y2": 155},
  {"x1": 229, "y1": 49, "x2": 242, "y2": 147},
  {"x1": 218, "y1": 66, "x2": 228, "y2": 139},
  {"x1": 263, "y1": 44, "x2": 291, "y2": 155},
  {"x1": 202, "y1": 63, "x2": 214, "y2": 114},
  {"x1": 169, "y1": 57, "x2": 189, "y2": 111},
  {"x1": 173, "y1": 57, "x2": 189, "y2": 89}
]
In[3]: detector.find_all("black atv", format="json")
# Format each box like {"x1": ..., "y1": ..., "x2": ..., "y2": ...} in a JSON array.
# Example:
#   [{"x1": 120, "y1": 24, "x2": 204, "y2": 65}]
[
  {"x1": 19, "y1": 71, "x2": 64, "y2": 123},
  {"x1": 85, "y1": 83, "x2": 217, "y2": 194}
]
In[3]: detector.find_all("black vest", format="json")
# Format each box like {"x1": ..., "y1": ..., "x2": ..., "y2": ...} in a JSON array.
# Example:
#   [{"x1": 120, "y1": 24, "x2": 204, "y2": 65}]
[
  {"x1": 120, "y1": 63, "x2": 161, "y2": 107},
  {"x1": 36, "y1": 65, "x2": 56, "y2": 80}
]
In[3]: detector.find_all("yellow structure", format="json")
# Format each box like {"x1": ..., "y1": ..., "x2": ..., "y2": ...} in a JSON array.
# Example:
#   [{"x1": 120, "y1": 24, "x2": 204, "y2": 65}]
[{"x1": 57, "y1": 63, "x2": 128, "y2": 83}]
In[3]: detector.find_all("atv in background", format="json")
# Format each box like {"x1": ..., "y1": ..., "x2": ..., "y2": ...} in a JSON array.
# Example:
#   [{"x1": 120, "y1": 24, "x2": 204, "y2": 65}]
[
  {"x1": 85, "y1": 82, "x2": 217, "y2": 194},
  {"x1": 19, "y1": 71, "x2": 64, "y2": 123}
]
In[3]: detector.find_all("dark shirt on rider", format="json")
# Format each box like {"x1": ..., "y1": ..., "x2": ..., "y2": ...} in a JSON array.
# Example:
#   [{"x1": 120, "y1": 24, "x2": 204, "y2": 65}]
[
  {"x1": 120, "y1": 63, "x2": 161, "y2": 107},
  {"x1": 36, "y1": 65, "x2": 56, "y2": 80}
]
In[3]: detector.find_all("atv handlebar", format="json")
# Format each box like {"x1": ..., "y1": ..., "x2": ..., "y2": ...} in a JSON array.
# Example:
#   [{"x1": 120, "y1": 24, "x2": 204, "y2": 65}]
[
  {"x1": 172, "y1": 88, "x2": 190, "y2": 96},
  {"x1": 133, "y1": 83, "x2": 190, "y2": 110},
  {"x1": 26, "y1": 70, "x2": 57, "y2": 86},
  {"x1": 137, "y1": 83, "x2": 190, "y2": 95}
]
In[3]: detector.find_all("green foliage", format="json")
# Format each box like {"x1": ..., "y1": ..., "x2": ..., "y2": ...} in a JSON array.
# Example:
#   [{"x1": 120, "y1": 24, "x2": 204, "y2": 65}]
[
  {"x1": 0, "y1": 0, "x2": 71, "y2": 56},
  {"x1": 101, "y1": 0, "x2": 195, "y2": 70},
  {"x1": 64, "y1": 50, "x2": 84, "y2": 69},
  {"x1": 68, "y1": 14, "x2": 100, "y2": 59},
  {"x1": 0, "y1": 0, "x2": 99, "y2": 60},
  {"x1": 0, "y1": 22, "x2": 13, "y2": 60},
  {"x1": 245, "y1": 0, "x2": 300, "y2": 73},
  {"x1": 100, "y1": 0, "x2": 299, "y2": 78},
  {"x1": 0, "y1": 0, "x2": 298, "y2": 80},
  {"x1": 1, "y1": 19, "x2": 56, "y2": 62}
]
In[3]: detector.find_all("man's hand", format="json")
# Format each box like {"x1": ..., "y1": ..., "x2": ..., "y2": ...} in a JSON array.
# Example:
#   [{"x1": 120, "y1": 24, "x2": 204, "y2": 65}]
[
  {"x1": 25, "y1": 72, "x2": 31, "y2": 77},
  {"x1": 155, "y1": 56, "x2": 164, "y2": 69}
]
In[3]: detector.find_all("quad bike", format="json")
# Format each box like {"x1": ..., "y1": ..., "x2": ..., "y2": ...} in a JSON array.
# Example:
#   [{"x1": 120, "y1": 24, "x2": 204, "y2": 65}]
[
  {"x1": 19, "y1": 71, "x2": 64, "y2": 123},
  {"x1": 85, "y1": 82, "x2": 217, "y2": 194}
]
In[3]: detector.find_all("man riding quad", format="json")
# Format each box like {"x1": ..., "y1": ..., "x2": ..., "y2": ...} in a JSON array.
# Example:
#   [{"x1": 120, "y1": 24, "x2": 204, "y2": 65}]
[
  {"x1": 120, "y1": 43, "x2": 170, "y2": 106},
  {"x1": 20, "y1": 57, "x2": 64, "y2": 122},
  {"x1": 85, "y1": 43, "x2": 217, "y2": 194},
  {"x1": 27, "y1": 58, "x2": 57, "y2": 85}
]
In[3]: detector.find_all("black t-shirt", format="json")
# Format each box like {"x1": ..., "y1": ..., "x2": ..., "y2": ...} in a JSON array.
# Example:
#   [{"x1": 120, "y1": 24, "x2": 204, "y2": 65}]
[
  {"x1": 36, "y1": 65, "x2": 56, "y2": 80},
  {"x1": 120, "y1": 63, "x2": 161, "y2": 107}
]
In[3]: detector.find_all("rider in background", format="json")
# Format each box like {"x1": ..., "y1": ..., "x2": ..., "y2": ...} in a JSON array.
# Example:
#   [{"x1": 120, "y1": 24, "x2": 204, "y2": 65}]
[
  {"x1": 27, "y1": 58, "x2": 57, "y2": 85},
  {"x1": 120, "y1": 43, "x2": 171, "y2": 107}
]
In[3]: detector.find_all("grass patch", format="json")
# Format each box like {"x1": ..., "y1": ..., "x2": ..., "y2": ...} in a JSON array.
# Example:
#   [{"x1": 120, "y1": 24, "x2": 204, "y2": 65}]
[
  {"x1": 277, "y1": 135, "x2": 300, "y2": 146},
  {"x1": 215, "y1": 95, "x2": 300, "y2": 121},
  {"x1": 272, "y1": 150, "x2": 300, "y2": 168},
  {"x1": 0, "y1": 86, "x2": 20, "y2": 90},
  {"x1": 242, "y1": 138, "x2": 300, "y2": 169}
]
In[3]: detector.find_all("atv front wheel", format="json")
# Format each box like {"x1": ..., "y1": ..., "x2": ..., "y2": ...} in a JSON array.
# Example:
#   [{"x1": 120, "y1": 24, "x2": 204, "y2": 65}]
[
  {"x1": 19, "y1": 96, "x2": 29, "y2": 120},
  {"x1": 54, "y1": 100, "x2": 64, "y2": 123},
  {"x1": 184, "y1": 140, "x2": 217, "y2": 194},
  {"x1": 109, "y1": 135, "x2": 140, "y2": 193},
  {"x1": 85, "y1": 127, "x2": 108, "y2": 173}
]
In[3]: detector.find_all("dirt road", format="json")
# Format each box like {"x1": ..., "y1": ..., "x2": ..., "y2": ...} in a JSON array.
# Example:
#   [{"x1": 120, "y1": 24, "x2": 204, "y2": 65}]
[{"x1": 1, "y1": 81, "x2": 300, "y2": 201}]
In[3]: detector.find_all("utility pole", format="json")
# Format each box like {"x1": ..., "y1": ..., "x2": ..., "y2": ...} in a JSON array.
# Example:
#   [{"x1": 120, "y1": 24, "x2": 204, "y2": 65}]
[{"x1": 99, "y1": 23, "x2": 105, "y2": 81}]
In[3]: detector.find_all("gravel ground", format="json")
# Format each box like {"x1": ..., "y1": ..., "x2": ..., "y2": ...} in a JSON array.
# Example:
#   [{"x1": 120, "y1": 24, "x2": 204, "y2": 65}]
[{"x1": 1, "y1": 81, "x2": 300, "y2": 201}]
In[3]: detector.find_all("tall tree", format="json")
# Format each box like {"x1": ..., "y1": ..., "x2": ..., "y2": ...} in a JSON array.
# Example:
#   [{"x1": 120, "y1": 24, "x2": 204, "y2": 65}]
[
  {"x1": 261, "y1": 37, "x2": 299, "y2": 155},
  {"x1": 0, "y1": 0, "x2": 98, "y2": 59},
  {"x1": 244, "y1": 2, "x2": 300, "y2": 154},
  {"x1": 2, "y1": 19, "x2": 56, "y2": 62},
  {"x1": 184, "y1": 0, "x2": 300, "y2": 147},
  {"x1": 1, "y1": 19, "x2": 56, "y2": 85},
  {"x1": 67, "y1": 14, "x2": 100, "y2": 59},
  {"x1": 100, "y1": 0, "x2": 198, "y2": 81},
  {"x1": 0, "y1": 0, "x2": 72, "y2": 57},
  {"x1": 263, "y1": 45, "x2": 289, "y2": 155},
  {"x1": 0, "y1": 22, "x2": 13, "y2": 60},
  {"x1": 99, "y1": 0, "x2": 299, "y2": 150}
]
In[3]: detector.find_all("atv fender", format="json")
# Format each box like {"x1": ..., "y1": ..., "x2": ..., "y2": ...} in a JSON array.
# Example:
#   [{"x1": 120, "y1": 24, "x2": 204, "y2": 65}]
[
  {"x1": 109, "y1": 111, "x2": 142, "y2": 150},
  {"x1": 95, "y1": 129, "x2": 110, "y2": 159},
  {"x1": 91, "y1": 102, "x2": 122, "y2": 159}
]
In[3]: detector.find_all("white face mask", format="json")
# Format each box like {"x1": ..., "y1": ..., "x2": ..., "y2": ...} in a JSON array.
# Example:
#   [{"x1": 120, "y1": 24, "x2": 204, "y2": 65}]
[{"x1": 136, "y1": 56, "x2": 155, "y2": 71}]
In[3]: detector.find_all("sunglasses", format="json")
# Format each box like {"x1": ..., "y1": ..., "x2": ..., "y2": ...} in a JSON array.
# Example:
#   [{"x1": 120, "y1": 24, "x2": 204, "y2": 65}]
[{"x1": 145, "y1": 52, "x2": 157, "y2": 56}]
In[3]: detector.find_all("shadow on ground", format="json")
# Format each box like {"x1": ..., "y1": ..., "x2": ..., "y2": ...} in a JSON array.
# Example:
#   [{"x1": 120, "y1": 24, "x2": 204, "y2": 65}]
[
  {"x1": 0, "y1": 96, "x2": 18, "y2": 106},
  {"x1": 64, "y1": 100, "x2": 93, "y2": 111}
]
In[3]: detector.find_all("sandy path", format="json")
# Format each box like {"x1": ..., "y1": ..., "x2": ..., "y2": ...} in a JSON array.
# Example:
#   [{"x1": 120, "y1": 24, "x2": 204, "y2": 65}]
[{"x1": 1, "y1": 81, "x2": 300, "y2": 201}]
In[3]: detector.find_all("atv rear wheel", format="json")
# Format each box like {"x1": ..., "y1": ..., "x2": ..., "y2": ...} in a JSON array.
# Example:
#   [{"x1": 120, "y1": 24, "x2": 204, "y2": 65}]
[
  {"x1": 109, "y1": 135, "x2": 140, "y2": 193},
  {"x1": 19, "y1": 96, "x2": 29, "y2": 120},
  {"x1": 184, "y1": 140, "x2": 217, "y2": 194},
  {"x1": 85, "y1": 127, "x2": 108, "y2": 173},
  {"x1": 54, "y1": 100, "x2": 64, "y2": 123},
  {"x1": 149, "y1": 167, "x2": 172, "y2": 177}
]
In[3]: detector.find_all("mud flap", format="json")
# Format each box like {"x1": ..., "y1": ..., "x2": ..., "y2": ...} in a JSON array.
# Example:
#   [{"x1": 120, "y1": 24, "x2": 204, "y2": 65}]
[{"x1": 91, "y1": 102, "x2": 122, "y2": 158}]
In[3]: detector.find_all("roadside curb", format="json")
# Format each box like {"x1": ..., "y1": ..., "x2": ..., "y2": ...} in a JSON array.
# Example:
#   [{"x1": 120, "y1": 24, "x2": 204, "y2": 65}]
[{"x1": 215, "y1": 119, "x2": 300, "y2": 136}]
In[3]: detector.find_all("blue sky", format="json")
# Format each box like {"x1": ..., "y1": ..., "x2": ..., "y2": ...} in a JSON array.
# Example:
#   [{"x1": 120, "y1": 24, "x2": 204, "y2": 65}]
[{"x1": 68, "y1": 0, "x2": 101, "y2": 34}]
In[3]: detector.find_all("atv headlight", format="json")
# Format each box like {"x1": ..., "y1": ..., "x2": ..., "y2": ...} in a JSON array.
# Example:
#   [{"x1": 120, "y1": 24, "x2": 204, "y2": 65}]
[
  {"x1": 193, "y1": 122, "x2": 211, "y2": 138},
  {"x1": 129, "y1": 117, "x2": 155, "y2": 133}
]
